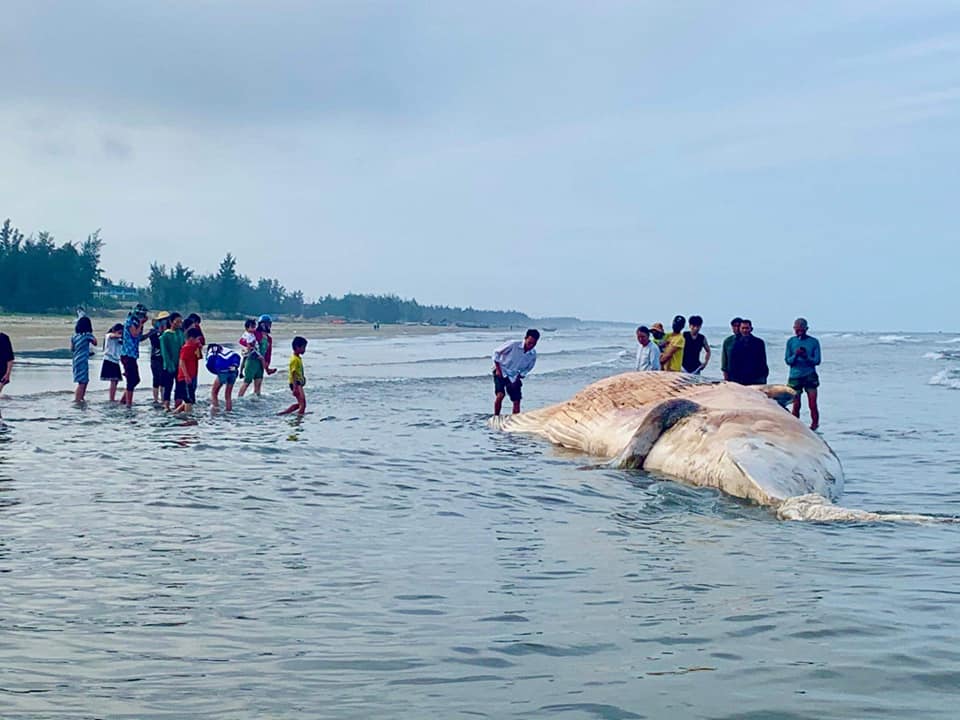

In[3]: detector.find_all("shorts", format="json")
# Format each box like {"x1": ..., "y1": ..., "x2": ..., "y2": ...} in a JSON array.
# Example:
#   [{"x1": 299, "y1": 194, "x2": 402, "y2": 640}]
[
  {"x1": 100, "y1": 359, "x2": 122, "y2": 381},
  {"x1": 788, "y1": 372, "x2": 820, "y2": 393},
  {"x1": 120, "y1": 356, "x2": 140, "y2": 390},
  {"x1": 243, "y1": 359, "x2": 264, "y2": 384},
  {"x1": 175, "y1": 380, "x2": 196, "y2": 405},
  {"x1": 217, "y1": 370, "x2": 239, "y2": 385},
  {"x1": 289, "y1": 381, "x2": 304, "y2": 394},
  {"x1": 493, "y1": 371, "x2": 522, "y2": 402},
  {"x1": 150, "y1": 355, "x2": 164, "y2": 388}
]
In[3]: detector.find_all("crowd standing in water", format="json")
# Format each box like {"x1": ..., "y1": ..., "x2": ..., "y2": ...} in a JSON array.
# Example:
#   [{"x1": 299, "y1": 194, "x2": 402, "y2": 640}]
[
  {"x1": 1, "y1": 310, "x2": 820, "y2": 427},
  {"x1": 0, "y1": 304, "x2": 308, "y2": 417},
  {"x1": 489, "y1": 316, "x2": 822, "y2": 430}
]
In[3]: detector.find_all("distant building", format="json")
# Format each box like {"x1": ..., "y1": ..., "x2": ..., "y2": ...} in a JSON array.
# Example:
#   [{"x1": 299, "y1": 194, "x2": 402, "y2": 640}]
[{"x1": 94, "y1": 283, "x2": 141, "y2": 302}]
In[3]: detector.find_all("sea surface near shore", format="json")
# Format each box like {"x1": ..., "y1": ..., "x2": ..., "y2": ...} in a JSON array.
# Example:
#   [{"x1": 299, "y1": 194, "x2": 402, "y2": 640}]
[{"x1": 0, "y1": 324, "x2": 958, "y2": 718}]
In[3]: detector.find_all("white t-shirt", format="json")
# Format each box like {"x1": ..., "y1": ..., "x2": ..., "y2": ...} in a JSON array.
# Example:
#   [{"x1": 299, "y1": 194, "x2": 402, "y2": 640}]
[{"x1": 103, "y1": 334, "x2": 122, "y2": 364}]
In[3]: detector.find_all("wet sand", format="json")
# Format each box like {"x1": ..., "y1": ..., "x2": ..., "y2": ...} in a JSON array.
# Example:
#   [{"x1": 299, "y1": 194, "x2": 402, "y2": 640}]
[{"x1": 0, "y1": 312, "x2": 461, "y2": 352}]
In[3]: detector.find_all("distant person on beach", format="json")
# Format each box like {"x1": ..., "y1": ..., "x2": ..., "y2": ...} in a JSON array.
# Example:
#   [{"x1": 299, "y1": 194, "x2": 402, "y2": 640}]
[
  {"x1": 492, "y1": 329, "x2": 540, "y2": 415},
  {"x1": 785, "y1": 317, "x2": 822, "y2": 431},
  {"x1": 659, "y1": 316, "x2": 686, "y2": 372},
  {"x1": 238, "y1": 314, "x2": 277, "y2": 398},
  {"x1": 635, "y1": 326, "x2": 661, "y2": 371},
  {"x1": 682, "y1": 315, "x2": 711, "y2": 375},
  {"x1": 148, "y1": 311, "x2": 171, "y2": 404},
  {"x1": 100, "y1": 323, "x2": 124, "y2": 402},
  {"x1": 71, "y1": 315, "x2": 97, "y2": 403},
  {"x1": 279, "y1": 336, "x2": 308, "y2": 416},
  {"x1": 0, "y1": 326, "x2": 13, "y2": 396},
  {"x1": 207, "y1": 343, "x2": 241, "y2": 412},
  {"x1": 721, "y1": 317, "x2": 742, "y2": 381},
  {"x1": 120, "y1": 304, "x2": 150, "y2": 406},
  {"x1": 159, "y1": 313, "x2": 184, "y2": 411},
  {"x1": 173, "y1": 327, "x2": 203, "y2": 413},
  {"x1": 728, "y1": 319, "x2": 768, "y2": 385}
]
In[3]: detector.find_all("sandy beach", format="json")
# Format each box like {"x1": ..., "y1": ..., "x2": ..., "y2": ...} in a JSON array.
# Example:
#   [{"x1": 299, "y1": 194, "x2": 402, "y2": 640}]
[{"x1": 0, "y1": 312, "x2": 463, "y2": 352}]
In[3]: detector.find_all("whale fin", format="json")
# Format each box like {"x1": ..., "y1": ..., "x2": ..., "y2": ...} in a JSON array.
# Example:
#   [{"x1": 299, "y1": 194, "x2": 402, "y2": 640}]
[
  {"x1": 776, "y1": 494, "x2": 960, "y2": 523},
  {"x1": 611, "y1": 398, "x2": 702, "y2": 469},
  {"x1": 756, "y1": 384, "x2": 796, "y2": 408}
]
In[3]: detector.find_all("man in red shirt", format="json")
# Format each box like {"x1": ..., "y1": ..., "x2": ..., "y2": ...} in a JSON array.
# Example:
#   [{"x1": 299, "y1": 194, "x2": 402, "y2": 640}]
[{"x1": 173, "y1": 327, "x2": 203, "y2": 413}]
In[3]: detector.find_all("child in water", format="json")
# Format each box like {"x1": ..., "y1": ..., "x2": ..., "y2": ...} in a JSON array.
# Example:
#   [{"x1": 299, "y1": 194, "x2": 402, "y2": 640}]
[
  {"x1": 71, "y1": 315, "x2": 98, "y2": 403},
  {"x1": 206, "y1": 343, "x2": 241, "y2": 412},
  {"x1": 173, "y1": 327, "x2": 203, "y2": 414},
  {"x1": 278, "y1": 336, "x2": 308, "y2": 416},
  {"x1": 100, "y1": 323, "x2": 124, "y2": 401},
  {"x1": 237, "y1": 318, "x2": 259, "y2": 380}
]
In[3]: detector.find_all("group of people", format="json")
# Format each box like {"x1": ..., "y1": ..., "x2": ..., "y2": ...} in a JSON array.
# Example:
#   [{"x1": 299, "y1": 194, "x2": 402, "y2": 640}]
[
  {"x1": 634, "y1": 314, "x2": 711, "y2": 374},
  {"x1": 0, "y1": 305, "x2": 310, "y2": 416},
  {"x1": 491, "y1": 317, "x2": 822, "y2": 430}
]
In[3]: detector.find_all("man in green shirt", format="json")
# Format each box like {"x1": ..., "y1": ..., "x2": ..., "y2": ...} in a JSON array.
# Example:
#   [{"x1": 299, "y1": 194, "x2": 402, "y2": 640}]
[
  {"x1": 720, "y1": 317, "x2": 742, "y2": 381},
  {"x1": 159, "y1": 312, "x2": 184, "y2": 410}
]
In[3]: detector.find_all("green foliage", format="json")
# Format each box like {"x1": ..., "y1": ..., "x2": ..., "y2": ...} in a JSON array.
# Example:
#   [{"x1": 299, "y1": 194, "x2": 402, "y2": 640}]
[
  {"x1": 1, "y1": 217, "x2": 532, "y2": 325},
  {"x1": 0, "y1": 219, "x2": 105, "y2": 312}
]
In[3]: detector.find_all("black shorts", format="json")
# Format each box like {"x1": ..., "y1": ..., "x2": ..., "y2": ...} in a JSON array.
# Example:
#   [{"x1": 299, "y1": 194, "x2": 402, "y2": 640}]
[
  {"x1": 150, "y1": 355, "x2": 164, "y2": 388},
  {"x1": 120, "y1": 356, "x2": 140, "y2": 390},
  {"x1": 100, "y1": 359, "x2": 122, "y2": 381},
  {"x1": 175, "y1": 380, "x2": 196, "y2": 405},
  {"x1": 493, "y1": 371, "x2": 522, "y2": 402}
]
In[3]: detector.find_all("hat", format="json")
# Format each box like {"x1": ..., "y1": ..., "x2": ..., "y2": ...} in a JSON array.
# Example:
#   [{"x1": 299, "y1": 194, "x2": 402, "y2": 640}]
[
  {"x1": 154, "y1": 310, "x2": 171, "y2": 321},
  {"x1": 650, "y1": 322, "x2": 665, "y2": 333}
]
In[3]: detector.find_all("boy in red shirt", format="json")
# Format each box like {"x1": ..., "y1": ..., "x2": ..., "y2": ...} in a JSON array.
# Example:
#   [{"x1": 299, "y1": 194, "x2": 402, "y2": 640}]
[{"x1": 173, "y1": 327, "x2": 203, "y2": 413}]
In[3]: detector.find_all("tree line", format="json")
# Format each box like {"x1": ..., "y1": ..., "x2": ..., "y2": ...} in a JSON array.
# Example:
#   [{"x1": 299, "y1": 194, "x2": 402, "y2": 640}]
[{"x1": 0, "y1": 219, "x2": 532, "y2": 325}]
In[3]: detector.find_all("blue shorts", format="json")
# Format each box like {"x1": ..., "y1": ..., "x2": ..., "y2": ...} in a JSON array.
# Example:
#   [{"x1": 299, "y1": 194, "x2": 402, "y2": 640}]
[{"x1": 217, "y1": 370, "x2": 238, "y2": 385}]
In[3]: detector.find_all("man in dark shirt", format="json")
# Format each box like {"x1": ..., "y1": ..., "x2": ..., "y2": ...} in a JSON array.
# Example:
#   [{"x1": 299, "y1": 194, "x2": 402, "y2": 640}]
[
  {"x1": 0, "y1": 328, "x2": 14, "y2": 396},
  {"x1": 728, "y1": 319, "x2": 768, "y2": 385},
  {"x1": 681, "y1": 314, "x2": 711, "y2": 374},
  {"x1": 720, "y1": 317, "x2": 742, "y2": 381}
]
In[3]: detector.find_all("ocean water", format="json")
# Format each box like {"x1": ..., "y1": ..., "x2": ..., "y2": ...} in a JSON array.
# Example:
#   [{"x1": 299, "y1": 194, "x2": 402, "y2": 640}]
[{"x1": 0, "y1": 326, "x2": 958, "y2": 719}]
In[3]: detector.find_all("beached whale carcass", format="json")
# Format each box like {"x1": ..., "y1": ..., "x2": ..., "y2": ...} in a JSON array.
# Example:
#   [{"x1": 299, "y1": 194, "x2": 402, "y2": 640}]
[{"x1": 490, "y1": 372, "x2": 846, "y2": 519}]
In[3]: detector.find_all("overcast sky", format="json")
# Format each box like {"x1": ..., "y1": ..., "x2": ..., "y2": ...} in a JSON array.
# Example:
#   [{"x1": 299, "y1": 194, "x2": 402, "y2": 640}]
[{"x1": 2, "y1": 1, "x2": 958, "y2": 330}]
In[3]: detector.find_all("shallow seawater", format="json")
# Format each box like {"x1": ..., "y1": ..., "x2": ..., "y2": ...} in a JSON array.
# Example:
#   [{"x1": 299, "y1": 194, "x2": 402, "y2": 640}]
[{"x1": 0, "y1": 326, "x2": 958, "y2": 719}]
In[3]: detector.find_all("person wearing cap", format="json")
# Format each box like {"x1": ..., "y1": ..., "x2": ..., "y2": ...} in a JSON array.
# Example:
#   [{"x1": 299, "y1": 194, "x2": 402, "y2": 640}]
[
  {"x1": 682, "y1": 315, "x2": 711, "y2": 375},
  {"x1": 148, "y1": 311, "x2": 171, "y2": 404},
  {"x1": 238, "y1": 314, "x2": 277, "y2": 398},
  {"x1": 120, "y1": 303, "x2": 151, "y2": 406},
  {"x1": 659, "y1": 316, "x2": 687, "y2": 372},
  {"x1": 785, "y1": 317, "x2": 822, "y2": 431},
  {"x1": 728, "y1": 319, "x2": 768, "y2": 386},
  {"x1": 649, "y1": 322, "x2": 666, "y2": 351},
  {"x1": 721, "y1": 317, "x2": 742, "y2": 381},
  {"x1": 0, "y1": 324, "x2": 13, "y2": 396},
  {"x1": 635, "y1": 326, "x2": 661, "y2": 371}
]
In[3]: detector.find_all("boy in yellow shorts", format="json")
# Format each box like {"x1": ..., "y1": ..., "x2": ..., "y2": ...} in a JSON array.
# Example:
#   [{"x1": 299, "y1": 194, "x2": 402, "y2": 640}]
[{"x1": 279, "y1": 336, "x2": 308, "y2": 416}]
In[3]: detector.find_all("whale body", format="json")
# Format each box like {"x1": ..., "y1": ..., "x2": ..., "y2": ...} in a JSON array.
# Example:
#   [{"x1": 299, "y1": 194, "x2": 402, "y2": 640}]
[{"x1": 490, "y1": 372, "x2": 846, "y2": 518}]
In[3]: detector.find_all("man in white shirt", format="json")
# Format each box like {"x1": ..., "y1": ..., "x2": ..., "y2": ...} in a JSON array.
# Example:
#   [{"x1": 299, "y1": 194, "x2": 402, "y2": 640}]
[
  {"x1": 635, "y1": 326, "x2": 661, "y2": 371},
  {"x1": 492, "y1": 329, "x2": 540, "y2": 415}
]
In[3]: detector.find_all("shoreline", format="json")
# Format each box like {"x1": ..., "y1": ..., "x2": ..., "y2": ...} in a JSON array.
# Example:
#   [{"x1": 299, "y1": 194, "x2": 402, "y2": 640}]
[{"x1": 0, "y1": 313, "x2": 484, "y2": 352}]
